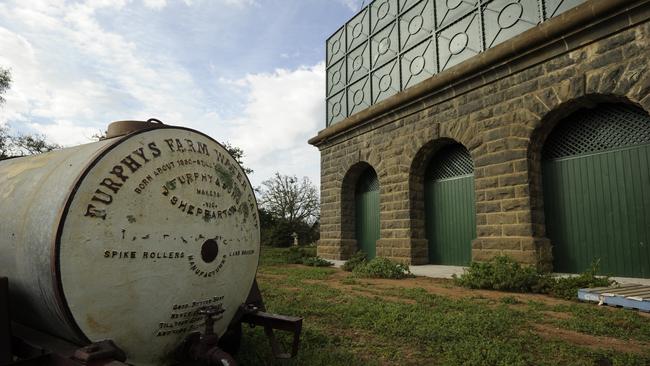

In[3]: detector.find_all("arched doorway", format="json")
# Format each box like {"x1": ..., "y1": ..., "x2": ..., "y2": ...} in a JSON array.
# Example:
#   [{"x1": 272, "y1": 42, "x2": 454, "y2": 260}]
[
  {"x1": 425, "y1": 143, "x2": 476, "y2": 265},
  {"x1": 355, "y1": 167, "x2": 379, "y2": 259},
  {"x1": 542, "y1": 103, "x2": 650, "y2": 278}
]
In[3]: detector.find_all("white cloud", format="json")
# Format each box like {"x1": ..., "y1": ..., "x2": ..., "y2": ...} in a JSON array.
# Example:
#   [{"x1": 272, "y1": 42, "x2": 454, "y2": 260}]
[
  {"x1": 142, "y1": 0, "x2": 167, "y2": 10},
  {"x1": 28, "y1": 120, "x2": 102, "y2": 146},
  {"x1": 0, "y1": 0, "x2": 212, "y2": 137},
  {"x1": 219, "y1": 63, "x2": 325, "y2": 188},
  {"x1": 0, "y1": 0, "x2": 324, "y2": 189},
  {"x1": 222, "y1": 0, "x2": 258, "y2": 7},
  {"x1": 179, "y1": 0, "x2": 257, "y2": 7},
  {"x1": 338, "y1": 0, "x2": 362, "y2": 11}
]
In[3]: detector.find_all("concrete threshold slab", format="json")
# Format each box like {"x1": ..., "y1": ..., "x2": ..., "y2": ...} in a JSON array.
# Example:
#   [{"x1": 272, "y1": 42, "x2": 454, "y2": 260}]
[
  {"x1": 326, "y1": 260, "x2": 465, "y2": 279},
  {"x1": 409, "y1": 265, "x2": 466, "y2": 279},
  {"x1": 326, "y1": 260, "x2": 650, "y2": 284}
]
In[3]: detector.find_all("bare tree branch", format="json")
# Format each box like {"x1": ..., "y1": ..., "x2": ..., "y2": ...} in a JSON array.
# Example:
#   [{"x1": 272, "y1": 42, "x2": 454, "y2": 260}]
[{"x1": 258, "y1": 173, "x2": 319, "y2": 226}]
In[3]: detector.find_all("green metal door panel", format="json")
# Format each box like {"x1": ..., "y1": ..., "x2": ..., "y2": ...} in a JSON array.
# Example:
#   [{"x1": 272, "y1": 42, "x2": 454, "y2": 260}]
[
  {"x1": 425, "y1": 175, "x2": 476, "y2": 265},
  {"x1": 543, "y1": 144, "x2": 650, "y2": 278},
  {"x1": 355, "y1": 170, "x2": 379, "y2": 259}
]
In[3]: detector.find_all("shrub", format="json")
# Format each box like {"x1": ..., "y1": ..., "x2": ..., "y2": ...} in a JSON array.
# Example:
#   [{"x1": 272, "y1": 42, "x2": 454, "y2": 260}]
[
  {"x1": 302, "y1": 256, "x2": 333, "y2": 267},
  {"x1": 454, "y1": 255, "x2": 614, "y2": 300},
  {"x1": 352, "y1": 257, "x2": 413, "y2": 279},
  {"x1": 261, "y1": 218, "x2": 294, "y2": 247},
  {"x1": 287, "y1": 247, "x2": 309, "y2": 264},
  {"x1": 453, "y1": 255, "x2": 541, "y2": 292},
  {"x1": 284, "y1": 246, "x2": 332, "y2": 267},
  {"x1": 342, "y1": 251, "x2": 367, "y2": 272},
  {"x1": 547, "y1": 261, "x2": 614, "y2": 300}
]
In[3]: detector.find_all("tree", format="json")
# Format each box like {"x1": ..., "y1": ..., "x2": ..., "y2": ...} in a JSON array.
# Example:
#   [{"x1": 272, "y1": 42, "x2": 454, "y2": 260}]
[
  {"x1": 257, "y1": 173, "x2": 320, "y2": 246},
  {"x1": 223, "y1": 142, "x2": 253, "y2": 174},
  {"x1": 0, "y1": 67, "x2": 10, "y2": 106},
  {"x1": 11, "y1": 133, "x2": 61, "y2": 155},
  {"x1": 0, "y1": 126, "x2": 61, "y2": 160},
  {"x1": 259, "y1": 173, "x2": 319, "y2": 226},
  {"x1": 0, "y1": 68, "x2": 61, "y2": 160}
]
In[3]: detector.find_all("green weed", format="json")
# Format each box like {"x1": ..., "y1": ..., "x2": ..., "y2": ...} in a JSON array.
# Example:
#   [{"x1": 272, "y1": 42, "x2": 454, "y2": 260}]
[
  {"x1": 342, "y1": 251, "x2": 367, "y2": 271},
  {"x1": 500, "y1": 296, "x2": 522, "y2": 305},
  {"x1": 454, "y1": 255, "x2": 614, "y2": 301},
  {"x1": 453, "y1": 255, "x2": 542, "y2": 292},
  {"x1": 547, "y1": 261, "x2": 614, "y2": 300},
  {"x1": 302, "y1": 256, "x2": 333, "y2": 267},
  {"x1": 352, "y1": 257, "x2": 413, "y2": 279}
]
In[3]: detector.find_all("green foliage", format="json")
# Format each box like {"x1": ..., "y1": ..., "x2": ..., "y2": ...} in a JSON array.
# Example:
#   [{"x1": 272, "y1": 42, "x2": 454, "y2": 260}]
[
  {"x1": 262, "y1": 246, "x2": 330, "y2": 267},
  {"x1": 352, "y1": 257, "x2": 413, "y2": 279},
  {"x1": 455, "y1": 255, "x2": 614, "y2": 300},
  {"x1": 258, "y1": 173, "x2": 319, "y2": 231},
  {"x1": 548, "y1": 261, "x2": 614, "y2": 300},
  {"x1": 261, "y1": 214, "x2": 294, "y2": 247},
  {"x1": 0, "y1": 67, "x2": 10, "y2": 105},
  {"x1": 500, "y1": 296, "x2": 522, "y2": 305},
  {"x1": 260, "y1": 207, "x2": 319, "y2": 248},
  {"x1": 0, "y1": 124, "x2": 61, "y2": 160},
  {"x1": 286, "y1": 246, "x2": 312, "y2": 264},
  {"x1": 222, "y1": 142, "x2": 253, "y2": 174},
  {"x1": 342, "y1": 251, "x2": 367, "y2": 272},
  {"x1": 302, "y1": 256, "x2": 333, "y2": 267},
  {"x1": 454, "y1": 255, "x2": 542, "y2": 292},
  {"x1": 257, "y1": 172, "x2": 320, "y2": 248},
  {"x1": 0, "y1": 67, "x2": 59, "y2": 158},
  {"x1": 259, "y1": 246, "x2": 294, "y2": 266}
]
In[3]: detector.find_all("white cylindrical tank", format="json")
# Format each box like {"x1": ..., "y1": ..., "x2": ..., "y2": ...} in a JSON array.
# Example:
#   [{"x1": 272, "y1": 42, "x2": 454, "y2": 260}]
[{"x1": 0, "y1": 124, "x2": 260, "y2": 365}]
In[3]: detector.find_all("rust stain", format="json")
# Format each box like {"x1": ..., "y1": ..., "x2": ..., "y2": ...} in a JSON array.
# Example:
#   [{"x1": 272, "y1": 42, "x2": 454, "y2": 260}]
[{"x1": 86, "y1": 314, "x2": 111, "y2": 333}]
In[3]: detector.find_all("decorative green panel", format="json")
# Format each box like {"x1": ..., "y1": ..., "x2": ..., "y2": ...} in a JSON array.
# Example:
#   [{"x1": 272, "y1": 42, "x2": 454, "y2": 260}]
[
  {"x1": 356, "y1": 169, "x2": 380, "y2": 259},
  {"x1": 425, "y1": 144, "x2": 476, "y2": 265},
  {"x1": 325, "y1": 0, "x2": 587, "y2": 126},
  {"x1": 543, "y1": 144, "x2": 650, "y2": 278}
]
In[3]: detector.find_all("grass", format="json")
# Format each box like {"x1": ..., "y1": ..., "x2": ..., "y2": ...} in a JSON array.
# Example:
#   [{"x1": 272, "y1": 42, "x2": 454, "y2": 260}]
[{"x1": 235, "y1": 247, "x2": 650, "y2": 365}]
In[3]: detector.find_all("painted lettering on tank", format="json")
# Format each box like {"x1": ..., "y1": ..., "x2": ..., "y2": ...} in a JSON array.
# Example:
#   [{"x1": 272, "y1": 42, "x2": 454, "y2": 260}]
[
  {"x1": 84, "y1": 139, "x2": 223, "y2": 219},
  {"x1": 157, "y1": 297, "x2": 225, "y2": 337},
  {"x1": 84, "y1": 138, "x2": 248, "y2": 220},
  {"x1": 163, "y1": 138, "x2": 210, "y2": 156},
  {"x1": 84, "y1": 142, "x2": 162, "y2": 219}
]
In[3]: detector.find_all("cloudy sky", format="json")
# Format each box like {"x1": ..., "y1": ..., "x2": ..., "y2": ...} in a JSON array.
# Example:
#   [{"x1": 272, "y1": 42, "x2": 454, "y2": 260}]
[{"x1": 0, "y1": 0, "x2": 362, "y2": 188}]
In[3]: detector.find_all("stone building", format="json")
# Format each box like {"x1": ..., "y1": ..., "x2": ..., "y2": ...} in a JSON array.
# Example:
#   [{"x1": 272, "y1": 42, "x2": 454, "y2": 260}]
[{"x1": 309, "y1": 0, "x2": 650, "y2": 278}]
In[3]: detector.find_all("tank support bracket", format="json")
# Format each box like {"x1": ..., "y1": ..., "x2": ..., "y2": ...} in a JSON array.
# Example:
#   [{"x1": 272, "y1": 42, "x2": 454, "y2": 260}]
[{"x1": 241, "y1": 309, "x2": 303, "y2": 359}]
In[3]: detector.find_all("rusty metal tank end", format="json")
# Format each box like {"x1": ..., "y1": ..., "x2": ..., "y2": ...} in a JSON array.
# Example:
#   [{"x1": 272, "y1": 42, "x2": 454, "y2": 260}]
[{"x1": 106, "y1": 118, "x2": 165, "y2": 138}]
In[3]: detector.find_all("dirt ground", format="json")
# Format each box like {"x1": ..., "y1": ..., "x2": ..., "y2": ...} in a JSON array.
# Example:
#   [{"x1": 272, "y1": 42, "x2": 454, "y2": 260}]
[{"x1": 258, "y1": 267, "x2": 650, "y2": 356}]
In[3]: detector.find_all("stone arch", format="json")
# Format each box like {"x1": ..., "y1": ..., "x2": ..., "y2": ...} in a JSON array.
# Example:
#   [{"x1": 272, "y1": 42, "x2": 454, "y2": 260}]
[
  {"x1": 409, "y1": 137, "x2": 475, "y2": 264},
  {"x1": 527, "y1": 94, "x2": 644, "y2": 237},
  {"x1": 339, "y1": 161, "x2": 378, "y2": 258},
  {"x1": 527, "y1": 94, "x2": 649, "y2": 270}
]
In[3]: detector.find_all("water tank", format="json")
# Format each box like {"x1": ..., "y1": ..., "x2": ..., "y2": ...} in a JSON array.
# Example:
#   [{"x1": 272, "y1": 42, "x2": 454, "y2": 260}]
[{"x1": 0, "y1": 122, "x2": 260, "y2": 365}]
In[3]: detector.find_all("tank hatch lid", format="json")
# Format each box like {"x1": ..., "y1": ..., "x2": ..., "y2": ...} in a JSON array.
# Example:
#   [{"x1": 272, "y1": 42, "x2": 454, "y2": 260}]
[{"x1": 106, "y1": 119, "x2": 165, "y2": 138}]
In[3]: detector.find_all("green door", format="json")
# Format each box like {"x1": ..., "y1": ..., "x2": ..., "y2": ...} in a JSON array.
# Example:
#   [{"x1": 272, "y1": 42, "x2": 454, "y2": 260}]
[
  {"x1": 425, "y1": 144, "x2": 476, "y2": 265},
  {"x1": 355, "y1": 168, "x2": 379, "y2": 259},
  {"x1": 543, "y1": 104, "x2": 650, "y2": 278}
]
